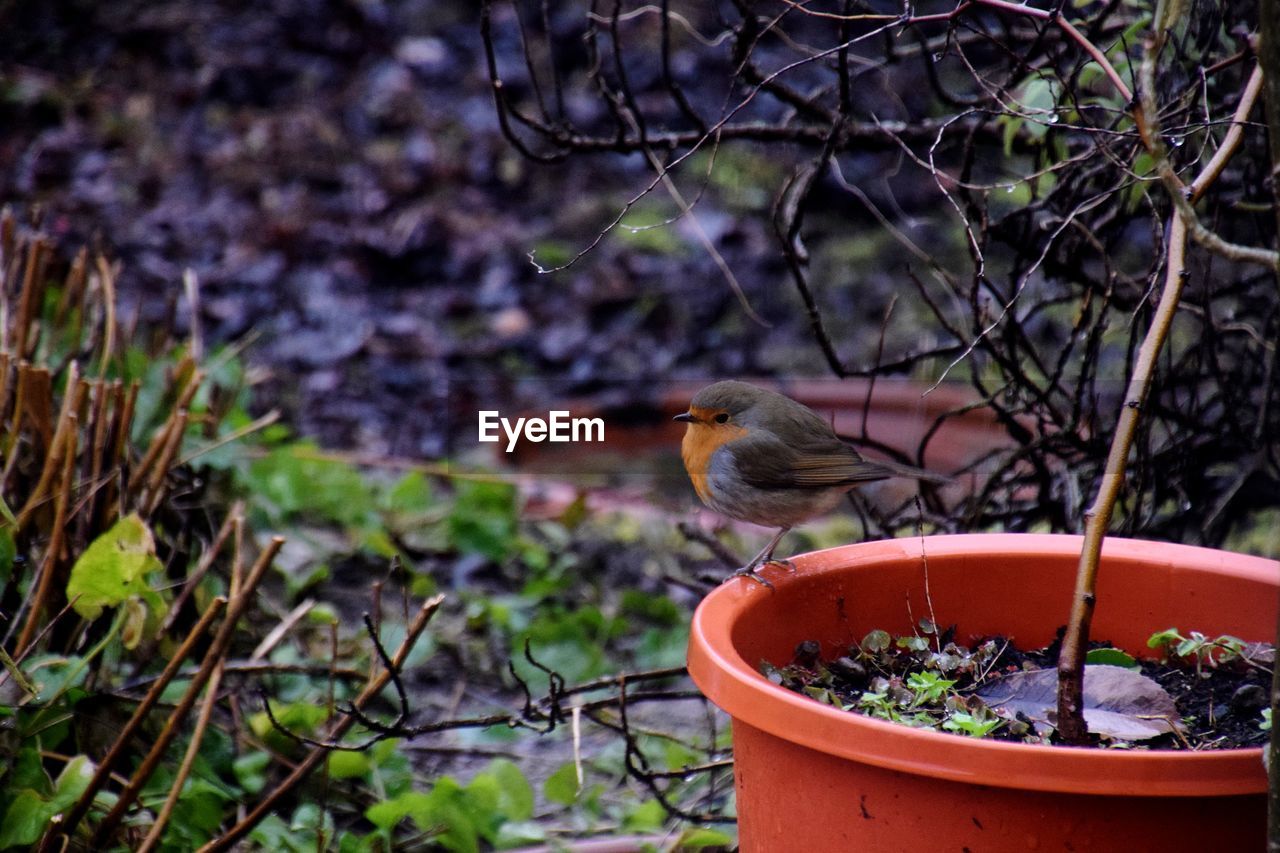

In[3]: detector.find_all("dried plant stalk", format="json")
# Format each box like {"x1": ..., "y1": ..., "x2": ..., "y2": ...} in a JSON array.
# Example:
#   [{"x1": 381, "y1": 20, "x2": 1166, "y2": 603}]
[
  {"x1": 47, "y1": 595, "x2": 229, "y2": 848},
  {"x1": 87, "y1": 537, "x2": 284, "y2": 847},
  {"x1": 15, "y1": 420, "x2": 78, "y2": 655},
  {"x1": 198, "y1": 593, "x2": 447, "y2": 853}
]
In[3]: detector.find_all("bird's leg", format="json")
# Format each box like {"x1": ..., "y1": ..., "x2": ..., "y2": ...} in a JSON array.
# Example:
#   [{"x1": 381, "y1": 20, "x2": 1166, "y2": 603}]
[{"x1": 727, "y1": 527, "x2": 793, "y2": 587}]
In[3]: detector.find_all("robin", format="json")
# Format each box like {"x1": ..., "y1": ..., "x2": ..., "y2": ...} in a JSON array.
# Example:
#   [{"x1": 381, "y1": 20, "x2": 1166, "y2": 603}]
[{"x1": 675, "y1": 380, "x2": 943, "y2": 586}]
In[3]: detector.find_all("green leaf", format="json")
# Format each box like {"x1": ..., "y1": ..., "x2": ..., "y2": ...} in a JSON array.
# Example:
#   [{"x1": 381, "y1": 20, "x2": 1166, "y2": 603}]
[
  {"x1": 675, "y1": 828, "x2": 736, "y2": 849},
  {"x1": 383, "y1": 471, "x2": 434, "y2": 515},
  {"x1": 543, "y1": 762, "x2": 580, "y2": 805},
  {"x1": 448, "y1": 481, "x2": 518, "y2": 561},
  {"x1": 0, "y1": 527, "x2": 15, "y2": 587},
  {"x1": 494, "y1": 820, "x2": 547, "y2": 848},
  {"x1": 622, "y1": 799, "x2": 666, "y2": 832},
  {"x1": 1175, "y1": 637, "x2": 1200, "y2": 657},
  {"x1": 247, "y1": 814, "x2": 297, "y2": 849},
  {"x1": 233, "y1": 751, "x2": 270, "y2": 795},
  {"x1": 860, "y1": 629, "x2": 890, "y2": 653},
  {"x1": 1015, "y1": 76, "x2": 1059, "y2": 140},
  {"x1": 1001, "y1": 115, "x2": 1024, "y2": 157},
  {"x1": 48, "y1": 755, "x2": 93, "y2": 810},
  {"x1": 896, "y1": 636, "x2": 929, "y2": 652},
  {"x1": 10, "y1": 747, "x2": 48, "y2": 792},
  {"x1": 0, "y1": 756, "x2": 94, "y2": 848},
  {"x1": 366, "y1": 790, "x2": 432, "y2": 831},
  {"x1": 0, "y1": 494, "x2": 17, "y2": 527},
  {"x1": 1085, "y1": 648, "x2": 1139, "y2": 669},
  {"x1": 327, "y1": 750, "x2": 371, "y2": 780},
  {"x1": 66, "y1": 513, "x2": 162, "y2": 619},
  {"x1": 663, "y1": 741, "x2": 701, "y2": 772},
  {"x1": 483, "y1": 758, "x2": 533, "y2": 822},
  {"x1": 250, "y1": 702, "x2": 330, "y2": 750},
  {"x1": 290, "y1": 802, "x2": 334, "y2": 839},
  {"x1": 0, "y1": 789, "x2": 51, "y2": 848},
  {"x1": 1148, "y1": 628, "x2": 1181, "y2": 649},
  {"x1": 371, "y1": 737, "x2": 402, "y2": 765},
  {"x1": 942, "y1": 711, "x2": 1002, "y2": 738},
  {"x1": 26, "y1": 653, "x2": 92, "y2": 705},
  {"x1": 337, "y1": 829, "x2": 377, "y2": 853},
  {"x1": 244, "y1": 442, "x2": 376, "y2": 529},
  {"x1": 414, "y1": 777, "x2": 483, "y2": 853},
  {"x1": 167, "y1": 780, "x2": 227, "y2": 842}
]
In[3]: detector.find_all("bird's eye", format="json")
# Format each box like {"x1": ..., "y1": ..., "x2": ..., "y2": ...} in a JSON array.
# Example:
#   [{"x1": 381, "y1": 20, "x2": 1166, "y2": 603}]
[{"x1": 714, "y1": 412, "x2": 730, "y2": 424}]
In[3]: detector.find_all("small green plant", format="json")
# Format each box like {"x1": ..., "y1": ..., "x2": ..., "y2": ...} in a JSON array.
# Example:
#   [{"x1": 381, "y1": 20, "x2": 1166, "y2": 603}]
[
  {"x1": 765, "y1": 626, "x2": 1008, "y2": 738},
  {"x1": 904, "y1": 671, "x2": 956, "y2": 708},
  {"x1": 942, "y1": 710, "x2": 1003, "y2": 738},
  {"x1": 1147, "y1": 628, "x2": 1248, "y2": 678}
]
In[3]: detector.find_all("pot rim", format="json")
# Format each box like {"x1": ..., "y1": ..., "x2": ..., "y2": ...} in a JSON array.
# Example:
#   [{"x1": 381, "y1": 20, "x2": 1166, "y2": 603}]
[{"x1": 687, "y1": 533, "x2": 1278, "y2": 797}]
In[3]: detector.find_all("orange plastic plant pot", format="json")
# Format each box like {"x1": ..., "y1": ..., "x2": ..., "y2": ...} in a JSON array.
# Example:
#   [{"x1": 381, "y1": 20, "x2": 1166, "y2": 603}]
[{"x1": 686, "y1": 534, "x2": 1278, "y2": 852}]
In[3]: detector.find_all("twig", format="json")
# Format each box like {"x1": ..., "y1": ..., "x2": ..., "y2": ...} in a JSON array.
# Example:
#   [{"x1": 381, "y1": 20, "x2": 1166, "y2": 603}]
[
  {"x1": 197, "y1": 593, "x2": 446, "y2": 852},
  {"x1": 136, "y1": 652, "x2": 227, "y2": 853},
  {"x1": 1057, "y1": 213, "x2": 1189, "y2": 743},
  {"x1": 159, "y1": 504, "x2": 241, "y2": 635},
  {"x1": 249, "y1": 598, "x2": 315, "y2": 662},
  {"x1": 15, "y1": 420, "x2": 77, "y2": 656},
  {"x1": 46, "y1": 596, "x2": 228, "y2": 848},
  {"x1": 94, "y1": 254, "x2": 117, "y2": 380},
  {"x1": 88, "y1": 538, "x2": 284, "y2": 847},
  {"x1": 677, "y1": 521, "x2": 740, "y2": 569},
  {"x1": 1136, "y1": 42, "x2": 1278, "y2": 268},
  {"x1": 178, "y1": 409, "x2": 281, "y2": 466}
]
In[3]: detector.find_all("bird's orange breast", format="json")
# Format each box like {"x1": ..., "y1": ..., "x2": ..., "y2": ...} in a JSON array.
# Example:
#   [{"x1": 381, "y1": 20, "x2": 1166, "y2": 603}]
[{"x1": 681, "y1": 419, "x2": 747, "y2": 505}]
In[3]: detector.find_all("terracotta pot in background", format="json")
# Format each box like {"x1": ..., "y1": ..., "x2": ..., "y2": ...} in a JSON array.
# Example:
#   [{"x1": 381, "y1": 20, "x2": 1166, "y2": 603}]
[{"x1": 687, "y1": 534, "x2": 1277, "y2": 852}]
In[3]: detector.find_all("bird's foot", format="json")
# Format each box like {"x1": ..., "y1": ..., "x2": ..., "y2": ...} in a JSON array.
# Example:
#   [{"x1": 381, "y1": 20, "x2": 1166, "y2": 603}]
[
  {"x1": 724, "y1": 557, "x2": 793, "y2": 588},
  {"x1": 724, "y1": 565, "x2": 774, "y2": 589}
]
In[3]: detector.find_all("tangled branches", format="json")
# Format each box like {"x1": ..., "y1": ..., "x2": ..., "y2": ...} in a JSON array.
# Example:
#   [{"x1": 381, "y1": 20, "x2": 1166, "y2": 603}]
[
  {"x1": 484, "y1": 0, "x2": 1280, "y2": 547},
  {"x1": 263, "y1": 624, "x2": 732, "y2": 824}
]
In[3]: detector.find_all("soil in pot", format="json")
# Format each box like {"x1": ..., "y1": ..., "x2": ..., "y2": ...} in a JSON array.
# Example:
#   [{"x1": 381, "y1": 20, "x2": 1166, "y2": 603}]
[{"x1": 765, "y1": 625, "x2": 1273, "y2": 750}]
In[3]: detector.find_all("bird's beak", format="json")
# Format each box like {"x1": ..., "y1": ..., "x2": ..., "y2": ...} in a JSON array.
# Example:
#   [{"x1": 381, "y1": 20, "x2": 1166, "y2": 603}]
[{"x1": 673, "y1": 412, "x2": 695, "y2": 423}]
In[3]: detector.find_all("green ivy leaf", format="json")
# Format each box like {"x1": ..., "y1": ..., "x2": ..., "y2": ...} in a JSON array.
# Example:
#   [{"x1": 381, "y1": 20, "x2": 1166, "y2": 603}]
[
  {"x1": 365, "y1": 790, "x2": 432, "y2": 831},
  {"x1": 382, "y1": 471, "x2": 435, "y2": 515},
  {"x1": 369, "y1": 778, "x2": 484, "y2": 853},
  {"x1": 447, "y1": 481, "x2": 518, "y2": 561},
  {"x1": 48, "y1": 755, "x2": 93, "y2": 810},
  {"x1": 66, "y1": 513, "x2": 162, "y2": 620},
  {"x1": 250, "y1": 701, "x2": 330, "y2": 751},
  {"x1": 483, "y1": 758, "x2": 533, "y2": 822},
  {"x1": 166, "y1": 779, "x2": 227, "y2": 845},
  {"x1": 622, "y1": 799, "x2": 666, "y2": 832},
  {"x1": 0, "y1": 755, "x2": 94, "y2": 848},
  {"x1": 233, "y1": 751, "x2": 270, "y2": 795},
  {"x1": 327, "y1": 750, "x2": 370, "y2": 781},
  {"x1": 247, "y1": 814, "x2": 298, "y2": 849},
  {"x1": 542, "y1": 762, "x2": 580, "y2": 806},
  {"x1": 0, "y1": 789, "x2": 50, "y2": 848}
]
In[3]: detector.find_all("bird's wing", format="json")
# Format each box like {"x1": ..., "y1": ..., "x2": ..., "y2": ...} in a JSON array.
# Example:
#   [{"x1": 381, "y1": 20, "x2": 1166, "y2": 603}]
[{"x1": 728, "y1": 432, "x2": 892, "y2": 490}]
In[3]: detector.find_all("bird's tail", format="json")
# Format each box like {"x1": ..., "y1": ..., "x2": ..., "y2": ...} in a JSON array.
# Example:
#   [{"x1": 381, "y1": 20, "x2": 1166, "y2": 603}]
[{"x1": 869, "y1": 457, "x2": 952, "y2": 485}]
